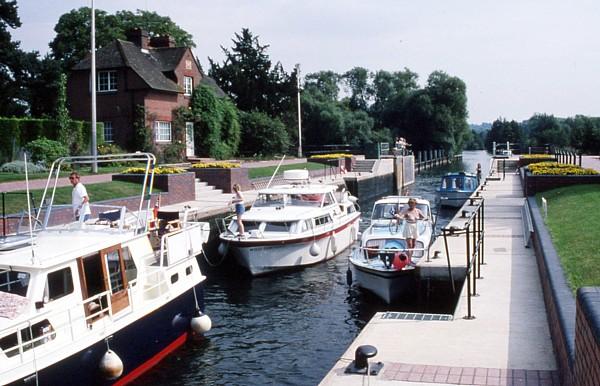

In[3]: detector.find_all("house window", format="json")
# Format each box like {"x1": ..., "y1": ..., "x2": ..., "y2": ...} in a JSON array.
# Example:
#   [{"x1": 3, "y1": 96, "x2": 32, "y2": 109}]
[
  {"x1": 184, "y1": 76, "x2": 193, "y2": 96},
  {"x1": 103, "y1": 122, "x2": 114, "y2": 143},
  {"x1": 97, "y1": 71, "x2": 117, "y2": 92},
  {"x1": 185, "y1": 60, "x2": 192, "y2": 70},
  {"x1": 154, "y1": 121, "x2": 172, "y2": 142}
]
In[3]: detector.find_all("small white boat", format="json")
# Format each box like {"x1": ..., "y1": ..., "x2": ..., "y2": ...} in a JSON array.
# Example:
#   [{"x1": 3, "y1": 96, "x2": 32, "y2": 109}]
[
  {"x1": 436, "y1": 172, "x2": 478, "y2": 208},
  {"x1": 349, "y1": 196, "x2": 434, "y2": 304},
  {"x1": 0, "y1": 154, "x2": 212, "y2": 385},
  {"x1": 219, "y1": 170, "x2": 361, "y2": 276}
]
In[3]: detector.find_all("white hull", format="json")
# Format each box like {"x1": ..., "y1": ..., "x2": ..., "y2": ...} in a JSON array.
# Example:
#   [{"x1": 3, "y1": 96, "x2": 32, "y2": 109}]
[
  {"x1": 352, "y1": 263, "x2": 415, "y2": 304},
  {"x1": 439, "y1": 191, "x2": 472, "y2": 208},
  {"x1": 230, "y1": 217, "x2": 360, "y2": 275}
]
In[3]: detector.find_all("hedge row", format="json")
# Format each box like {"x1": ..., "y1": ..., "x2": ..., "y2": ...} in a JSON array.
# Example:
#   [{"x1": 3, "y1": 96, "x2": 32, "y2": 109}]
[{"x1": 0, "y1": 118, "x2": 104, "y2": 163}]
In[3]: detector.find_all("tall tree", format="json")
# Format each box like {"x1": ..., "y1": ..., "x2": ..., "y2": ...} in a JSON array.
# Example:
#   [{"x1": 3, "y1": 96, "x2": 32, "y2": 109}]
[
  {"x1": 50, "y1": 8, "x2": 194, "y2": 71},
  {"x1": 0, "y1": 0, "x2": 28, "y2": 115},
  {"x1": 342, "y1": 67, "x2": 371, "y2": 111},
  {"x1": 208, "y1": 28, "x2": 295, "y2": 118},
  {"x1": 526, "y1": 114, "x2": 568, "y2": 147}
]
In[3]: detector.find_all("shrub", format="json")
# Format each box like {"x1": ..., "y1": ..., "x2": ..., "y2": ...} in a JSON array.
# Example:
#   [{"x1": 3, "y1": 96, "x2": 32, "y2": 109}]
[
  {"x1": 122, "y1": 166, "x2": 185, "y2": 175},
  {"x1": 528, "y1": 162, "x2": 598, "y2": 175},
  {"x1": 98, "y1": 143, "x2": 125, "y2": 155},
  {"x1": 161, "y1": 142, "x2": 185, "y2": 163},
  {"x1": 24, "y1": 138, "x2": 69, "y2": 167},
  {"x1": 191, "y1": 162, "x2": 241, "y2": 169},
  {"x1": 310, "y1": 153, "x2": 353, "y2": 159},
  {"x1": 0, "y1": 161, "x2": 47, "y2": 174}
]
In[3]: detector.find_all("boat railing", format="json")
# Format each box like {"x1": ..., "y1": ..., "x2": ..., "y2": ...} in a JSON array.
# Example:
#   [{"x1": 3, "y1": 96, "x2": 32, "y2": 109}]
[
  {"x1": 0, "y1": 262, "x2": 182, "y2": 369},
  {"x1": 158, "y1": 221, "x2": 207, "y2": 267}
]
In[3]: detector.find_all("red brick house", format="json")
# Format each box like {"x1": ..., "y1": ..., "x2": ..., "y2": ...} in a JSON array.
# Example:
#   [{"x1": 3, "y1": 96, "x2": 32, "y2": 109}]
[{"x1": 67, "y1": 29, "x2": 223, "y2": 156}]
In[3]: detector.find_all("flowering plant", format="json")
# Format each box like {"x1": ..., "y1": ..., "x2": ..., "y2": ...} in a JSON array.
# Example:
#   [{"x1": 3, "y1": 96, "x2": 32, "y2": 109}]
[
  {"x1": 309, "y1": 153, "x2": 353, "y2": 159},
  {"x1": 191, "y1": 162, "x2": 241, "y2": 169},
  {"x1": 122, "y1": 166, "x2": 185, "y2": 175},
  {"x1": 528, "y1": 162, "x2": 598, "y2": 176}
]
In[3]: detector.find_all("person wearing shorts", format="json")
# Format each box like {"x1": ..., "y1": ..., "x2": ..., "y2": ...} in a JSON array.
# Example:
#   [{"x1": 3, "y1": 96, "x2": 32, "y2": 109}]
[
  {"x1": 396, "y1": 198, "x2": 425, "y2": 264},
  {"x1": 231, "y1": 184, "x2": 245, "y2": 237}
]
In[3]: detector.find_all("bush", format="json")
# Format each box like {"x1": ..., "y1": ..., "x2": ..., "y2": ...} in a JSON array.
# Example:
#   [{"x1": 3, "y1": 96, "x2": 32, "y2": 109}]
[
  {"x1": 24, "y1": 138, "x2": 69, "y2": 167},
  {"x1": 0, "y1": 161, "x2": 47, "y2": 174},
  {"x1": 122, "y1": 166, "x2": 185, "y2": 175},
  {"x1": 161, "y1": 142, "x2": 185, "y2": 163},
  {"x1": 528, "y1": 162, "x2": 598, "y2": 175},
  {"x1": 98, "y1": 143, "x2": 125, "y2": 155},
  {"x1": 191, "y1": 162, "x2": 241, "y2": 169},
  {"x1": 520, "y1": 154, "x2": 554, "y2": 160}
]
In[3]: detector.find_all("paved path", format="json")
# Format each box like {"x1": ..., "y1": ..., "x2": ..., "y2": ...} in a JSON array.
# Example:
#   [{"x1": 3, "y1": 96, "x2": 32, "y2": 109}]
[
  {"x1": 320, "y1": 160, "x2": 557, "y2": 386},
  {"x1": 581, "y1": 155, "x2": 600, "y2": 172}
]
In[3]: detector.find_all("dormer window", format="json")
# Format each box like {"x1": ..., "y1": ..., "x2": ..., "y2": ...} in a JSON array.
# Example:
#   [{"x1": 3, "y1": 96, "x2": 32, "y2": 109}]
[
  {"x1": 97, "y1": 71, "x2": 117, "y2": 92},
  {"x1": 184, "y1": 76, "x2": 193, "y2": 96}
]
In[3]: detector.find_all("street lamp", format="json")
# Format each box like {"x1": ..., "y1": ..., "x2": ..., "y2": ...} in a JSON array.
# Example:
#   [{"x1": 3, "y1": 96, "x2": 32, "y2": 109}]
[
  {"x1": 90, "y1": 0, "x2": 98, "y2": 172},
  {"x1": 295, "y1": 63, "x2": 302, "y2": 158}
]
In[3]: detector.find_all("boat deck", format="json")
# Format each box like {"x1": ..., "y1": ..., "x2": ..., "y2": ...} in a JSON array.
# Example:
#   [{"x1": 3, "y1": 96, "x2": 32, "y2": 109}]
[{"x1": 320, "y1": 161, "x2": 558, "y2": 385}]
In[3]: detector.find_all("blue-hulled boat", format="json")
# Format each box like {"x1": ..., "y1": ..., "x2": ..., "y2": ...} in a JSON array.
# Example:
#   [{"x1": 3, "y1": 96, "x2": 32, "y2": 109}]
[{"x1": 436, "y1": 172, "x2": 478, "y2": 208}]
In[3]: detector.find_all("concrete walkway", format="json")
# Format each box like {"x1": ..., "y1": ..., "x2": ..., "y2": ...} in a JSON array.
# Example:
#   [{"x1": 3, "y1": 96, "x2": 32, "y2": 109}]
[{"x1": 320, "y1": 160, "x2": 558, "y2": 386}]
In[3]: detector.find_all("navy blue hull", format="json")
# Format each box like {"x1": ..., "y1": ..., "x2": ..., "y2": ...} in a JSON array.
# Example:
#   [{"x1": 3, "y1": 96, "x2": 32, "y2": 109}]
[{"x1": 9, "y1": 285, "x2": 205, "y2": 386}]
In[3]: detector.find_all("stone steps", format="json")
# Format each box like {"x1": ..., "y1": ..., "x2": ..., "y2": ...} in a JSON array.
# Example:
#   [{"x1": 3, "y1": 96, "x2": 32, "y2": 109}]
[
  {"x1": 352, "y1": 160, "x2": 376, "y2": 173},
  {"x1": 194, "y1": 179, "x2": 223, "y2": 200}
]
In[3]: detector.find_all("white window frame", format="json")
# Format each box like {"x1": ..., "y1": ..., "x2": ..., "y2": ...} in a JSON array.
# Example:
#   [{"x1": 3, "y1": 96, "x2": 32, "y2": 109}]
[
  {"x1": 184, "y1": 76, "x2": 193, "y2": 96},
  {"x1": 154, "y1": 121, "x2": 172, "y2": 142},
  {"x1": 97, "y1": 71, "x2": 117, "y2": 92},
  {"x1": 103, "y1": 122, "x2": 114, "y2": 143}
]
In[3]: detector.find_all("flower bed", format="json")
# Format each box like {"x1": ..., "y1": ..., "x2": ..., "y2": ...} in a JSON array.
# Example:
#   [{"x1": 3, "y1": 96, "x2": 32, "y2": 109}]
[
  {"x1": 189, "y1": 163, "x2": 250, "y2": 193},
  {"x1": 309, "y1": 153, "x2": 355, "y2": 171},
  {"x1": 518, "y1": 154, "x2": 557, "y2": 167},
  {"x1": 112, "y1": 170, "x2": 195, "y2": 203},
  {"x1": 522, "y1": 162, "x2": 600, "y2": 195}
]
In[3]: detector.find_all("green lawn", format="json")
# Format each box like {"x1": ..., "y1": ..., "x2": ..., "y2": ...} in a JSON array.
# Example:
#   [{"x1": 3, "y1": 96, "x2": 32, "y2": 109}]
[
  {"x1": 247, "y1": 162, "x2": 327, "y2": 179},
  {"x1": 0, "y1": 166, "x2": 130, "y2": 183},
  {"x1": 1, "y1": 181, "x2": 159, "y2": 215},
  {"x1": 537, "y1": 184, "x2": 600, "y2": 291}
]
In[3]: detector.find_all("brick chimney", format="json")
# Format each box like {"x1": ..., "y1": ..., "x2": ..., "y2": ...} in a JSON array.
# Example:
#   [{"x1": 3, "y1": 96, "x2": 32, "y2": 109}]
[
  {"x1": 150, "y1": 35, "x2": 176, "y2": 48},
  {"x1": 126, "y1": 28, "x2": 150, "y2": 49}
]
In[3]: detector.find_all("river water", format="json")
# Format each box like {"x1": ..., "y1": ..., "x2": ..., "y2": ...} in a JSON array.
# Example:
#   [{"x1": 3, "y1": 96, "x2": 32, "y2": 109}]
[{"x1": 134, "y1": 151, "x2": 491, "y2": 386}]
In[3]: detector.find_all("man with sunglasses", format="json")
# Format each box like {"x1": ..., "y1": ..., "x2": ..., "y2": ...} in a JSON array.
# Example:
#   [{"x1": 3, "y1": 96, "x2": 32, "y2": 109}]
[{"x1": 69, "y1": 172, "x2": 91, "y2": 221}]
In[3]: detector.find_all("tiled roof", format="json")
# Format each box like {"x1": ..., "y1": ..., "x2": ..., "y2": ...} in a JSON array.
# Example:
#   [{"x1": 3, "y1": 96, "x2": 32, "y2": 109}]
[{"x1": 72, "y1": 40, "x2": 182, "y2": 93}]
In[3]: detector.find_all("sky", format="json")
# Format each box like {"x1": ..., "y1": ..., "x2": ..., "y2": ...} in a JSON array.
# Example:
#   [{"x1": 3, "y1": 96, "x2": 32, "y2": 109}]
[{"x1": 11, "y1": 0, "x2": 600, "y2": 124}]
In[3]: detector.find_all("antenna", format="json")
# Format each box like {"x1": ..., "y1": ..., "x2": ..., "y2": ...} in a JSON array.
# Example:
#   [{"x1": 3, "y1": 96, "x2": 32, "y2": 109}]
[{"x1": 24, "y1": 154, "x2": 36, "y2": 264}]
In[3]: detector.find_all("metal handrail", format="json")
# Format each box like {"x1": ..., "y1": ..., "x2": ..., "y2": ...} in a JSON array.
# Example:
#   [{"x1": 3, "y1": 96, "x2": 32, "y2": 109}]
[{"x1": 441, "y1": 197, "x2": 485, "y2": 319}]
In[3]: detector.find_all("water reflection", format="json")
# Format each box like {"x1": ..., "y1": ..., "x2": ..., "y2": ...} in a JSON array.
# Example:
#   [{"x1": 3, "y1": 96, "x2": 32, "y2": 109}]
[{"x1": 133, "y1": 151, "x2": 491, "y2": 386}]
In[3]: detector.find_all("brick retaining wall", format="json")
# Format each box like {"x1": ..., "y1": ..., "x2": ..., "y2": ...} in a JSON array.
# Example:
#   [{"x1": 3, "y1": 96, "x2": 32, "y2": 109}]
[
  {"x1": 523, "y1": 172, "x2": 600, "y2": 196},
  {"x1": 574, "y1": 288, "x2": 600, "y2": 386}
]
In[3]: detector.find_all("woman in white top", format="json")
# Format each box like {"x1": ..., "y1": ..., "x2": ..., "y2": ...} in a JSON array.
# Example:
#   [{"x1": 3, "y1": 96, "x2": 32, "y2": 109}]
[
  {"x1": 70, "y1": 172, "x2": 91, "y2": 221},
  {"x1": 395, "y1": 198, "x2": 425, "y2": 263}
]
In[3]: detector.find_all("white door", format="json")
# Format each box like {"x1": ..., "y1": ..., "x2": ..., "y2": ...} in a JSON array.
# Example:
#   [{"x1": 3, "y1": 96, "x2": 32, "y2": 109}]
[{"x1": 185, "y1": 122, "x2": 195, "y2": 157}]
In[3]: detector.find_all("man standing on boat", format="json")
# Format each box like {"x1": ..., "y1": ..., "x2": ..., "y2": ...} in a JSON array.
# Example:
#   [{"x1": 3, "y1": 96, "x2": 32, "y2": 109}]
[{"x1": 70, "y1": 172, "x2": 91, "y2": 221}]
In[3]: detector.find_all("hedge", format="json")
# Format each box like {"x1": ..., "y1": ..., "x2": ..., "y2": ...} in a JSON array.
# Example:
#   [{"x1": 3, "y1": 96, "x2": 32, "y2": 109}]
[{"x1": 0, "y1": 117, "x2": 104, "y2": 163}]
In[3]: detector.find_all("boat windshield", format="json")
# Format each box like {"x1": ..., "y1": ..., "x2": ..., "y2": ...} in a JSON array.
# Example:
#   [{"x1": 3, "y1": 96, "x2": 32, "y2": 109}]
[
  {"x1": 441, "y1": 176, "x2": 476, "y2": 191},
  {"x1": 0, "y1": 269, "x2": 30, "y2": 297},
  {"x1": 254, "y1": 193, "x2": 287, "y2": 207},
  {"x1": 288, "y1": 194, "x2": 323, "y2": 207},
  {"x1": 371, "y1": 203, "x2": 428, "y2": 221}
]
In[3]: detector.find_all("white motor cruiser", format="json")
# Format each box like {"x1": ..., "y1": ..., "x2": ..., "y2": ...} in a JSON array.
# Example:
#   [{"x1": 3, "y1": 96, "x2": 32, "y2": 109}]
[
  {"x1": 349, "y1": 196, "x2": 434, "y2": 304},
  {"x1": 219, "y1": 170, "x2": 361, "y2": 276},
  {"x1": 0, "y1": 154, "x2": 211, "y2": 385}
]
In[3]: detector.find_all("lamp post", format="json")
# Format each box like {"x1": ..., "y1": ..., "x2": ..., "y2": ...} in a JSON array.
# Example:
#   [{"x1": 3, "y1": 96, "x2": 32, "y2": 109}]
[
  {"x1": 90, "y1": 0, "x2": 98, "y2": 172},
  {"x1": 295, "y1": 63, "x2": 302, "y2": 158}
]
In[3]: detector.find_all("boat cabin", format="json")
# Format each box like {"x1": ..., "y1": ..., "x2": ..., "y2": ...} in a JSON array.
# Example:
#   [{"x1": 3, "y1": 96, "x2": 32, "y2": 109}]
[{"x1": 439, "y1": 173, "x2": 478, "y2": 192}]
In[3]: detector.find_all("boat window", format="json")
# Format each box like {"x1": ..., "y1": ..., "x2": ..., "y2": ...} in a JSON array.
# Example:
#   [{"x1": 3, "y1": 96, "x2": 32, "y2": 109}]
[
  {"x1": 372, "y1": 203, "x2": 403, "y2": 220},
  {"x1": 0, "y1": 270, "x2": 29, "y2": 297},
  {"x1": 122, "y1": 247, "x2": 137, "y2": 284},
  {"x1": 242, "y1": 221, "x2": 262, "y2": 232},
  {"x1": 45, "y1": 267, "x2": 74, "y2": 301},
  {"x1": 264, "y1": 222, "x2": 294, "y2": 232},
  {"x1": 300, "y1": 220, "x2": 310, "y2": 233},
  {"x1": 106, "y1": 250, "x2": 125, "y2": 293},
  {"x1": 289, "y1": 194, "x2": 322, "y2": 207},
  {"x1": 0, "y1": 319, "x2": 55, "y2": 358},
  {"x1": 314, "y1": 215, "x2": 332, "y2": 227},
  {"x1": 323, "y1": 193, "x2": 334, "y2": 206},
  {"x1": 254, "y1": 193, "x2": 285, "y2": 207}
]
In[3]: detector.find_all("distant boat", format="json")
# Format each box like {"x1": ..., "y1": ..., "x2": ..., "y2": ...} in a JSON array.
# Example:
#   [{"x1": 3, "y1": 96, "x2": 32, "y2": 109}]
[
  {"x1": 218, "y1": 170, "x2": 361, "y2": 276},
  {"x1": 436, "y1": 172, "x2": 478, "y2": 208},
  {"x1": 348, "y1": 196, "x2": 434, "y2": 304}
]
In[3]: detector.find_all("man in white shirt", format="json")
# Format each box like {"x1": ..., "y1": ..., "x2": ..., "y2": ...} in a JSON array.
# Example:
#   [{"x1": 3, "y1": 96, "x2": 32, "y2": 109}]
[{"x1": 70, "y1": 172, "x2": 91, "y2": 221}]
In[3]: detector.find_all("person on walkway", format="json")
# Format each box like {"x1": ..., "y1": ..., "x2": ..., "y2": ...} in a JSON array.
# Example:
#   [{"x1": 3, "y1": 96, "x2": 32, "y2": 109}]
[
  {"x1": 231, "y1": 184, "x2": 245, "y2": 237},
  {"x1": 70, "y1": 172, "x2": 91, "y2": 221},
  {"x1": 476, "y1": 163, "x2": 482, "y2": 185},
  {"x1": 395, "y1": 198, "x2": 425, "y2": 264}
]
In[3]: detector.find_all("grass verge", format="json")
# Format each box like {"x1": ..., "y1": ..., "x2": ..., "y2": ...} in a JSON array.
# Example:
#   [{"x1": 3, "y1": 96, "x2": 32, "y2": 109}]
[
  {"x1": 1, "y1": 181, "x2": 160, "y2": 215},
  {"x1": 0, "y1": 166, "x2": 129, "y2": 183},
  {"x1": 536, "y1": 184, "x2": 600, "y2": 291},
  {"x1": 247, "y1": 162, "x2": 327, "y2": 179}
]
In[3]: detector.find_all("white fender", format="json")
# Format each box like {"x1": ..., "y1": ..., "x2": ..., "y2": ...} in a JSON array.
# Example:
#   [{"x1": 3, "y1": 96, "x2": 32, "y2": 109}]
[
  {"x1": 99, "y1": 349, "x2": 123, "y2": 380},
  {"x1": 191, "y1": 312, "x2": 212, "y2": 334},
  {"x1": 330, "y1": 235, "x2": 337, "y2": 254},
  {"x1": 309, "y1": 242, "x2": 321, "y2": 256}
]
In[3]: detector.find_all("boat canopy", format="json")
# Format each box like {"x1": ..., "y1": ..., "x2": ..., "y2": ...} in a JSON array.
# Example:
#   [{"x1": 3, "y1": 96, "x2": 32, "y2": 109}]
[{"x1": 439, "y1": 173, "x2": 477, "y2": 192}]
